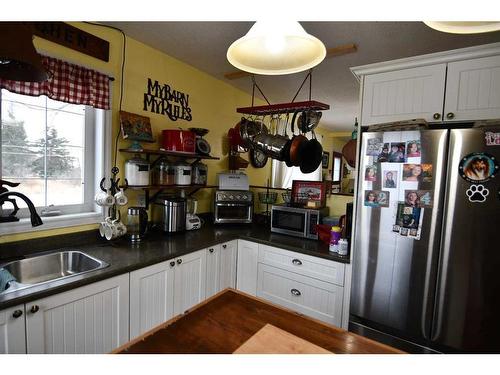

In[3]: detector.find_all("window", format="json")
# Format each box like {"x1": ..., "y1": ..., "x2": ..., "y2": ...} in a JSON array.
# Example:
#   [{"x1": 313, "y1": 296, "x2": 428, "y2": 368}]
[{"x1": 0, "y1": 89, "x2": 106, "y2": 225}]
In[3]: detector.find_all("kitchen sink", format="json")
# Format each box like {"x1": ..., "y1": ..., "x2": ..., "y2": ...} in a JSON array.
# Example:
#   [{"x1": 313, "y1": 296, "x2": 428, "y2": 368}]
[{"x1": 0, "y1": 251, "x2": 109, "y2": 295}]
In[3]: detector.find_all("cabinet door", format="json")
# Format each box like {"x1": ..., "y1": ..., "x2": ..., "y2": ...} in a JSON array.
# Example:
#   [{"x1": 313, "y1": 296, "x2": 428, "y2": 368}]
[
  {"x1": 236, "y1": 240, "x2": 259, "y2": 296},
  {"x1": 444, "y1": 55, "x2": 500, "y2": 121},
  {"x1": 173, "y1": 249, "x2": 207, "y2": 315},
  {"x1": 130, "y1": 260, "x2": 175, "y2": 339},
  {"x1": 205, "y1": 245, "x2": 221, "y2": 298},
  {"x1": 219, "y1": 241, "x2": 237, "y2": 291},
  {"x1": 25, "y1": 274, "x2": 129, "y2": 354},
  {"x1": 0, "y1": 304, "x2": 26, "y2": 354},
  {"x1": 361, "y1": 64, "x2": 447, "y2": 125},
  {"x1": 257, "y1": 264, "x2": 344, "y2": 327}
]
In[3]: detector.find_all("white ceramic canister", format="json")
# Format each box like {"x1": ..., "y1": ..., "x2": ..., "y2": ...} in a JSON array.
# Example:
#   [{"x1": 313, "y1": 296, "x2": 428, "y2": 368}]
[
  {"x1": 125, "y1": 155, "x2": 150, "y2": 186},
  {"x1": 174, "y1": 161, "x2": 192, "y2": 185}
]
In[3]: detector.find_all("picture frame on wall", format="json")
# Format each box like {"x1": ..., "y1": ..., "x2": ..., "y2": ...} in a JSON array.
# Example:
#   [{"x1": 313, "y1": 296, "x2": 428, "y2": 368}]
[
  {"x1": 291, "y1": 180, "x2": 327, "y2": 208},
  {"x1": 322, "y1": 151, "x2": 330, "y2": 169}
]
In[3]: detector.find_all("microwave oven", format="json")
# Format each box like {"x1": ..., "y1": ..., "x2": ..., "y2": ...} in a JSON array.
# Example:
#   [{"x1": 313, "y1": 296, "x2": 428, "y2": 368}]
[{"x1": 271, "y1": 204, "x2": 329, "y2": 240}]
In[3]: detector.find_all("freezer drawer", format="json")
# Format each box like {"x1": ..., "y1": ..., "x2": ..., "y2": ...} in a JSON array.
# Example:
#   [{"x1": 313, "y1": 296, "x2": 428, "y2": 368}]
[{"x1": 257, "y1": 263, "x2": 344, "y2": 327}]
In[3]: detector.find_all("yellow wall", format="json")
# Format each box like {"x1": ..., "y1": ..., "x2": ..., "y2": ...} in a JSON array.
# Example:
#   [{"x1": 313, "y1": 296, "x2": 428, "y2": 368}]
[
  {"x1": 1, "y1": 22, "x2": 268, "y2": 243},
  {"x1": 0, "y1": 22, "x2": 353, "y2": 243}
]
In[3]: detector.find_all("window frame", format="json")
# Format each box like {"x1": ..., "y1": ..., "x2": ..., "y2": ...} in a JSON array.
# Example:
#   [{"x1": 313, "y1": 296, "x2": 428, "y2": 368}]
[{"x1": 0, "y1": 90, "x2": 111, "y2": 235}]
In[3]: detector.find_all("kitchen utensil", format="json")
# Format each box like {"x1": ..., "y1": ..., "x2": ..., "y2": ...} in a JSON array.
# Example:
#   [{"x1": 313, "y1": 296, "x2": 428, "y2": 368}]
[
  {"x1": 186, "y1": 196, "x2": 201, "y2": 230},
  {"x1": 173, "y1": 161, "x2": 192, "y2": 185},
  {"x1": 125, "y1": 156, "x2": 150, "y2": 186},
  {"x1": 191, "y1": 161, "x2": 208, "y2": 185},
  {"x1": 152, "y1": 158, "x2": 175, "y2": 186},
  {"x1": 299, "y1": 130, "x2": 323, "y2": 174},
  {"x1": 114, "y1": 188, "x2": 128, "y2": 206},
  {"x1": 289, "y1": 110, "x2": 308, "y2": 167},
  {"x1": 153, "y1": 196, "x2": 186, "y2": 233},
  {"x1": 298, "y1": 110, "x2": 322, "y2": 132},
  {"x1": 161, "y1": 129, "x2": 196, "y2": 153},
  {"x1": 240, "y1": 118, "x2": 267, "y2": 148},
  {"x1": 127, "y1": 207, "x2": 148, "y2": 242},
  {"x1": 195, "y1": 138, "x2": 211, "y2": 155}
]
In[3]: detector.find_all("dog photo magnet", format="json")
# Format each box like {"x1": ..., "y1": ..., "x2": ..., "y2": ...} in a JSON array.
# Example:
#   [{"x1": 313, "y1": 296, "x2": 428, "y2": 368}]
[{"x1": 459, "y1": 152, "x2": 498, "y2": 183}]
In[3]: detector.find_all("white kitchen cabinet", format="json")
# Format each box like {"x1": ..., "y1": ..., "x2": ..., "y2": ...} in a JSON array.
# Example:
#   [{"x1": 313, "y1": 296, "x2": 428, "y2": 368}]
[
  {"x1": 173, "y1": 249, "x2": 207, "y2": 316},
  {"x1": 361, "y1": 64, "x2": 447, "y2": 125},
  {"x1": 25, "y1": 274, "x2": 129, "y2": 354},
  {"x1": 205, "y1": 244, "x2": 222, "y2": 298},
  {"x1": 257, "y1": 263, "x2": 344, "y2": 327},
  {"x1": 444, "y1": 55, "x2": 500, "y2": 121},
  {"x1": 353, "y1": 43, "x2": 500, "y2": 126},
  {"x1": 130, "y1": 260, "x2": 175, "y2": 339},
  {"x1": 206, "y1": 241, "x2": 237, "y2": 299},
  {"x1": 0, "y1": 304, "x2": 26, "y2": 354},
  {"x1": 236, "y1": 240, "x2": 259, "y2": 296}
]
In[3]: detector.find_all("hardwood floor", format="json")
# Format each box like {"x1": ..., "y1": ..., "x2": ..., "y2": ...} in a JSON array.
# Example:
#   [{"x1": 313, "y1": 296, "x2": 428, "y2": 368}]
[{"x1": 116, "y1": 289, "x2": 403, "y2": 354}]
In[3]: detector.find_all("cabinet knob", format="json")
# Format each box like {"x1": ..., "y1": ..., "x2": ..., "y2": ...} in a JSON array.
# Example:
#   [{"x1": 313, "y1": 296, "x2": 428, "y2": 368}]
[
  {"x1": 433, "y1": 113, "x2": 441, "y2": 120},
  {"x1": 209, "y1": 248, "x2": 214, "y2": 253},
  {"x1": 446, "y1": 112, "x2": 455, "y2": 120},
  {"x1": 30, "y1": 305, "x2": 40, "y2": 314},
  {"x1": 177, "y1": 259, "x2": 182, "y2": 265},
  {"x1": 222, "y1": 244, "x2": 227, "y2": 249},
  {"x1": 290, "y1": 289, "x2": 301, "y2": 297},
  {"x1": 12, "y1": 310, "x2": 23, "y2": 318},
  {"x1": 170, "y1": 261, "x2": 175, "y2": 267},
  {"x1": 292, "y1": 259, "x2": 302, "y2": 266}
]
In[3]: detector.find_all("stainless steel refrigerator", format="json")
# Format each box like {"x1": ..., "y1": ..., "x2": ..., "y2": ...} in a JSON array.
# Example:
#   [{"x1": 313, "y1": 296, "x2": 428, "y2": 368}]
[{"x1": 350, "y1": 125, "x2": 500, "y2": 353}]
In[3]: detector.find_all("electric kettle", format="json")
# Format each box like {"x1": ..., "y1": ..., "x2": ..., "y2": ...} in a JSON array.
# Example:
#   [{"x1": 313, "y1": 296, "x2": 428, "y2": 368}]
[{"x1": 127, "y1": 207, "x2": 148, "y2": 242}]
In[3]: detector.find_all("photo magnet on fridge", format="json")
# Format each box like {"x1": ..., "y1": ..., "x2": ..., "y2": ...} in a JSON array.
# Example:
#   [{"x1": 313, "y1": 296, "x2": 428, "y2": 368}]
[
  {"x1": 376, "y1": 143, "x2": 391, "y2": 162},
  {"x1": 388, "y1": 143, "x2": 406, "y2": 162},
  {"x1": 364, "y1": 190, "x2": 390, "y2": 208},
  {"x1": 484, "y1": 131, "x2": 500, "y2": 146},
  {"x1": 459, "y1": 152, "x2": 498, "y2": 183},
  {"x1": 404, "y1": 190, "x2": 433, "y2": 208},
  {"x1": 366, "y1": 138, "x2": 384, "y2": 156},
  {"x1": 403, "y1": 164, "x2": 433, "y2": 183},
  {"x1": 383, "y1": 170, "x2": 398, "y2": 189},
  {"x1": 364, "y1": 165, "x2": 377, "y2": 182},
  {"x1": 406, "y1": 140, "x2": 421, "y2": 159},
  {"x1": 395, "y1": 203, "x2": 423, "y2": 240}
]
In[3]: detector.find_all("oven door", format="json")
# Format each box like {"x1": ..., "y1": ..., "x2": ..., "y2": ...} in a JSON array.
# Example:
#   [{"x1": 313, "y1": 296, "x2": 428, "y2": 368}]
[
  {"x1": 214, "y1": 203, "x2": 252, "y2": 223},
  {"x1": 271, "y1": 207, "x2": 307, "y2": 238}
]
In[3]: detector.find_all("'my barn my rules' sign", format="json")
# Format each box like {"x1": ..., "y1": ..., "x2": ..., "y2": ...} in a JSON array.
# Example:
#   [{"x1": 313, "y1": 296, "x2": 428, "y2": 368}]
[{"x1": 143, "y1": 78, "x2": 192, "y2": 121}]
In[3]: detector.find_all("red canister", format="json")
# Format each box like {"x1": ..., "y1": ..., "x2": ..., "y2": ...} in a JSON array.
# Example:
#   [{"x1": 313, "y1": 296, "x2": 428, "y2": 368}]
[{"x1": 161, "y1": 129, "x2": 196, "y2": 153}]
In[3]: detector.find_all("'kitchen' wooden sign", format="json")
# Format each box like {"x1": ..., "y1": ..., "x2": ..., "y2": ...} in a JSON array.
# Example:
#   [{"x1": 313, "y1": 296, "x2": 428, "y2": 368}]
[{"x1": 31, "y1": 22, "x2": 110, "y2": 62}]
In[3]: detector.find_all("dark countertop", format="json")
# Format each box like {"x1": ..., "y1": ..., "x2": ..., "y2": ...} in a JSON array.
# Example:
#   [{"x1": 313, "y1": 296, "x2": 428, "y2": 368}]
[{"x1": 0, "y1": 221, "x2": 349, "y2": 310}]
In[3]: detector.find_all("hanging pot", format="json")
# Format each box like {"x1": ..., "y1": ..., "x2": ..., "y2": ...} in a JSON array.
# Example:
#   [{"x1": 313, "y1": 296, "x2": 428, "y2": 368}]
[
  {"x1": 299, "y1": 130, "x2": 323, "y2": 174},
  {"x1": 298, "y1": 110, "x2": 322, "y2": 133},
  {"x1": 289, "y1": 110, "x2": 308, "y2": 167}
]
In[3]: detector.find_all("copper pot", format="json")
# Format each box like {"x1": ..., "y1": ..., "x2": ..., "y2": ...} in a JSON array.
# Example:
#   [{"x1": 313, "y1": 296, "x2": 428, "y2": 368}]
[{"x1": 289, "y1": 110, "x2": 307, "y2": 166}]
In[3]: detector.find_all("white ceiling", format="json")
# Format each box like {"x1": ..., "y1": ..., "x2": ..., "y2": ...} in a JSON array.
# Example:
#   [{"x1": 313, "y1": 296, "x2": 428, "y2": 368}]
[{"x1": 105, "y1": 21, "x2": 500, "y2": 131}]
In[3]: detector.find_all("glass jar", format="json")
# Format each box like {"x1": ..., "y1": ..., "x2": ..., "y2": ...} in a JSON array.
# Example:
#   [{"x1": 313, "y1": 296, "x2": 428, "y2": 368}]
[{"x1": 153, "y1": 158, "x2": 175, "y2": 186}]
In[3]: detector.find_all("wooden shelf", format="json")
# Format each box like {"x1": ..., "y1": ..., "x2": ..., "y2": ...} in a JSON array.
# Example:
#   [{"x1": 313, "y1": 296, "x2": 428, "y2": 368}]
[
  {"x1": 119, "y1": 148, "x2": 220, "y2": 160},
  {"x1": 236, "y1": 100, "x2": 330, "y2": 116},
  {"x1": 123, "y1": 184, "x2": 216, "y2": 190}
]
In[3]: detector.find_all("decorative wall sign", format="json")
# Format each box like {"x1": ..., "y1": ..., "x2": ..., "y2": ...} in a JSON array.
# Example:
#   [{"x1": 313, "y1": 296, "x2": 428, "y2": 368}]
[
  {"x1": 459, "y1": 153, "x2": 498, "y2": 183},
  {"x1": 30, "y1": 22, "x2": 110, "y2": 62},
  {"x1": 485, "y1": 131, "x2": 500, "y2": 146},
  {"x1": 143, "y1": 78, "x2": 192, "y2": 122},
  {"x1": 466, "y1": 185, "x2": 489, "y2": 203}
]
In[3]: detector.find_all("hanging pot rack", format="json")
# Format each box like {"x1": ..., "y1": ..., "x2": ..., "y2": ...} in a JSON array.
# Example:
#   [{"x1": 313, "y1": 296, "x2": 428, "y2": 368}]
[{"x1": 236, "y1": 70, "x2": 330, "y2": 116}]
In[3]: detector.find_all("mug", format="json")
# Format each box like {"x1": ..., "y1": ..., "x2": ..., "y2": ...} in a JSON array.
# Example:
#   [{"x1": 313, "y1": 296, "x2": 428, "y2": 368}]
[
  {"x1": 95, "y1": 190, "x2": 115, "y2": 207},
  {"x1": 99, "y1": 216, "x2": 114, "y2": 238},
  {"x1": 104, "y1": 218, "x2": 127, "y2": 240},
  {"x1": 114, "y1": 188, "x2": 128, "y2": 206}
]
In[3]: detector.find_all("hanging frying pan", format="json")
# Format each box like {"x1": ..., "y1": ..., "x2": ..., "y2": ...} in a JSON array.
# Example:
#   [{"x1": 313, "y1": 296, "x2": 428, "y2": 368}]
[{"x1": 289, "y1": 110, "x2": 308, "y2": 167}]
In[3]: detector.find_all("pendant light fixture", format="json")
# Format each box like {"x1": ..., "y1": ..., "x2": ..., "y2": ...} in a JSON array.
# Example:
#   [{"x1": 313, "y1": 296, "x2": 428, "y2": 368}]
[
  {"x1": 227, "y1": 21, "x2": 326, "y2": 75},
  {"x1": 0, "y1": 22, "x2": 49, "y2": 82},
  {"x1": 424, "y1": 21, "x2": 500, "y2": 34}
]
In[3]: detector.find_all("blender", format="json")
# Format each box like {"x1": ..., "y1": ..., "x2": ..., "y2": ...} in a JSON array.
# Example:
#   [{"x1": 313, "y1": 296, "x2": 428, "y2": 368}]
[{"x1": 186, "y1": 197, "x2": 201, "y2": 230}]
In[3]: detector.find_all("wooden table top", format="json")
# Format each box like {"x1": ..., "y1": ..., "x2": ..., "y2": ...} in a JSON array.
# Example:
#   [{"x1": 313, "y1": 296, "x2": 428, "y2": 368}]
[{"x1": 114, "y1": 289, "x2": 403, "y2": 354}]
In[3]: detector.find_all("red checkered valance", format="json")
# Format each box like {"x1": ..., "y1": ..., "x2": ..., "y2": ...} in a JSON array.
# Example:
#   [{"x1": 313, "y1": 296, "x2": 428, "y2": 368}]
[{"x1": 0, "y1": 55, "x2": 110, "y2": 110}]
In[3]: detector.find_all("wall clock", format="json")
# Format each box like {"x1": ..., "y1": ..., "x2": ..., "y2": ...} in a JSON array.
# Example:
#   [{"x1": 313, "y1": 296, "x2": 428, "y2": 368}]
[{"x1": 250, "y1": 149, "x2": 268, "y2": 168}]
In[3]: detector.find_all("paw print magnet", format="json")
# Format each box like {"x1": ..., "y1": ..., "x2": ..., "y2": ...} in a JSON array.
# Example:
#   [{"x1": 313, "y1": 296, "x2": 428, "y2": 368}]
[{"x1": 466, "y1": 184, "x2": 489, "y2": 203}]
